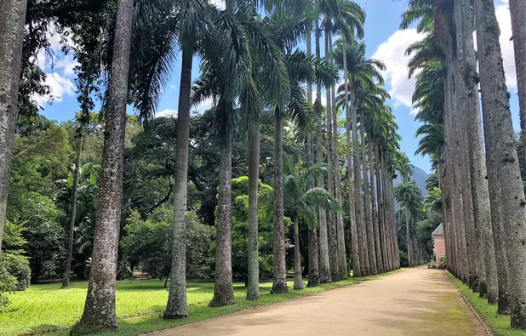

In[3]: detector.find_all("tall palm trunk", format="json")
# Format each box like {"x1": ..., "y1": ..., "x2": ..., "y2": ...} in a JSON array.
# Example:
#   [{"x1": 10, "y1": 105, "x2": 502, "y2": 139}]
[
  {"x1": 351, "y1": 91, "x2": 368, "y2": 275},
  {"x1": 375, "y1": 140, "x2": 387, "y2": 272},
  {"x1": 164, "y1": 37, "x2": 194, "y2": 319},
  {"x1": 210, "y1": 137, "x2": 236, "y2": 306},
  {"x1": 0, "y1": 0, "x2": 29, "y2": 255},
  {"x1": 454, "y1": 0, "x2": 479, "y2": 290},
  {"x1": 293, "y1": 218, "x2": 304, "y2": 290},
  {"x1": 271, "y1": 110, "x2": 288, "y2": 293},
  {"x1": 331, "y1": 66, "x2": 347, "y2": 280},
  {"x1": 306, "y1": 28, "x2": 320, "y2": 288},
  {"x1": 458, "y1": 0, "x2": 496, "y2": 300},
  {"x1": 71, "y1": 0, "x2": 133, "y2": 332},
  {"x1": 62, "y1": 134, "x2": 84, "y2": 288},
  {"x1": 404, "y1": 201, "x2": 413, "y2": 267},
  {"x1": 475, "y1": 0, "x2": 526, "y2": 326},
  {"x1": 246, "y1": 128, "x2": 260, "y2": 300},
  {"x1": 509, "y1": 0, "x2": 526, "y2": 164},
  {"x1": 361, "y1": 112, "x2": 377, "y2": 274},
  {"x1": 315, "y1": 20, "x2": 331, "y2": 284},
  {"x1": 369, "y1": 137, "x2": 382, "y2": 274},
  {"x1": 343, "y1": 38, "x2": 361, "y2": 278},
  {"x1": 324, "y1": 17, "x2": 337, "y2": 282}
]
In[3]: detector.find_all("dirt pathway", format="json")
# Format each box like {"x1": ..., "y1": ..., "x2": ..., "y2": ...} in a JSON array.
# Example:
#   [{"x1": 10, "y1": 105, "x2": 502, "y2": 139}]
[{"x1": 153, "y1": 268, "x2": 487, "y2": 336}]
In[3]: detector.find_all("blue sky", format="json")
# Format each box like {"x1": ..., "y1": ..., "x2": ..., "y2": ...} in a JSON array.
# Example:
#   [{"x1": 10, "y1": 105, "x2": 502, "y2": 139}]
[{"x1": 37, "y1": 0, "x2": 518, "y2": 174}]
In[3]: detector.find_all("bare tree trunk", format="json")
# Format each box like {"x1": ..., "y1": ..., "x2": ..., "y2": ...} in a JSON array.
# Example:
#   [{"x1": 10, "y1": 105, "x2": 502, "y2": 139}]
[
  {"x1": 343, "y1": 37, "x2": 360, "y2": 278},
  {"x1": 351, "y1": 92, "x2": 368, "y2": 276},
  {"x1": 271, "y1": 110, "x2": 288, "y2": 293},
  {"x1": 509, "y1": 0, "x2": 526, "y2": 167},
  {"x1": 307, "y1": 228, "x2": 320, "y2": 287},
  {"x1": 375, "y1": 141, "x2": 386, "y2": 273},
  {"x1": 475, "y1": 0, "x2": 526, "y2": 325},
  {"x1": 71, "y1": 0, "x2": 133, "y2": 332},
  {"x1": 458, "y1": 0, "x2": 497, "y2": 300},
  {"x1": 316, "y1": 20, "x2": 331, "y2": 284},
  {"x1": 246, "y1": 128, "x2": 260, "y2": 301},
  {"x1": 293, "y1": 219, "x2": 304, "y2": 290},
  {"x1": 361, "y1": 113, "x2": 377, "y2": 275},
  {"x1": 369, "y1": 138, "x2": 382, "y2": 273},
  {"x1": 210, "y1": 140, "x2": 236, "y2": 306},
  {"x1": 164, "y1": 37, "x2": 194, "y2": 319},
  {"x1": 62, "y1": 134, "x2": 84, "y2": 288},
  {"x1": 0, "y1": 0, "x2": 29, "y2": 255},
  {"x1": 405, "y1": 201, "x2": 413, "y2": 267}
]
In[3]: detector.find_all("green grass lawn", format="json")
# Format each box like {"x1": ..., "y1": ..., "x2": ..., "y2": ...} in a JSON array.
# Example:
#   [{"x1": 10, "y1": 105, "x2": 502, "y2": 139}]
[
  {"x1": 448, "y1": 272, "x2": 526, "y2": 336},
  {"x1": 2, "y1": 272, "x2": 398, "y2": 336}
]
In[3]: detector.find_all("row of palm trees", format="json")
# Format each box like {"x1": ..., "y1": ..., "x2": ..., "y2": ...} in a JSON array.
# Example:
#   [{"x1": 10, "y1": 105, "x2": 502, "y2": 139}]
[
  {"x1": 0, "y1": 0, "x2": 409, "y2": 334},
  {"x1": 403, "y1": 0, "x2": 526, "y2": 329}
]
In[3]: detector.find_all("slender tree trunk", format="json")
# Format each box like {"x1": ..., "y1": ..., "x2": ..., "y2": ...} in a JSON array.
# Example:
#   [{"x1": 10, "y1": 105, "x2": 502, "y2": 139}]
[
  {"x1": 307, "y1": 228, "x2": 320, "y2": 287},
  {"x1": 271, "y1": 110, "x2": 288, "y2": 293},
  {"x1": 351, "y1": 93, "x2": 368, "y2": 276},
  {"x1": 458, "y1": 0, "x2": 497, "y2": 300},
  {"x1": 306, "y1": 28, "x2": 320, "y2": 288},
  {"x1": 454, "y1": 0, "x2": 479, "y2": 290},
  {"x1": 210, "y1": 140, "x2": 236, "y2": 306},
  {"x1": 246, "y1": 128, "x2": 260, "y2": 301},
  {"x1": 475, "y1": 0, "x2": 526, "y2": 326},
  {"x1": 0, "y1": 0, "x2": 29, "y2": 255},
  {"x1": 404, "y1": 201, "x2": 413, "y2": 267},
  {"x1": 361, "y1": 112, "x2": 377, "y2": 275},
  {"x1": 509, "y1": 0, "x2": 526, "y2": 165},
  {"x1": 369, "y1": 138, "x2": 382, "y2": 274},
  {"x1": 332, "y1": 72, "x2": 347, "y2": 281},
  {"x1": 293, "y1": 218, "x2": 304, "y2": 290},
  {"x1": 164, "y1": 37, "x2": 194, "y2": 319},
  {"x1": 316, "y1": 20, "x2": 331, "y2": 284},
  {"x1": 71, "y1": 0, "x2": 133, "y2": 332},
  {"x1": 343, "y1": 37, "x2": 360, "y2": 278},
  {"x1": 325, "y1": 20, "x2": 337, "y2": 282},
  {"x1": 62, "y1": 134, "x2": 84, "y2": 288},
  {"x1": 375, "y1": 141, "x2": 386, "y2": 273}
]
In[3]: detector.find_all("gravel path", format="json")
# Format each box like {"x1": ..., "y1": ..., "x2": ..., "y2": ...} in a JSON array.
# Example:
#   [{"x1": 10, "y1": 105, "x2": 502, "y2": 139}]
[{"x1": 153, "y1": 268, "x2": 486, "y2": 336}]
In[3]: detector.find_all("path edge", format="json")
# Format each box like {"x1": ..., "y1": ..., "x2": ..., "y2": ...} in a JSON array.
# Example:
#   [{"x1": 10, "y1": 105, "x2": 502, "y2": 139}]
[{"x1": 445, "y1": 271, "x2": 495, "y2": 336}]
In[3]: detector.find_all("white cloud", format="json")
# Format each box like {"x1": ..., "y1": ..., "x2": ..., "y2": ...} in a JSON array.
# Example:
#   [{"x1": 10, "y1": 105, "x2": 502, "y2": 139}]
[
  {"x1": 33, "y1": 72, "x2": 75, "y2": 106},
  {"x1": 210, "y1": 0, "x2": 225, "y2": 8},
  {"x1": 495, "y1": 2, "x2": 516, "y2": 88},
  {"x1": 156, "y1": 109, "x2": 178, "y2": 118},
  {"x1": 372, "y1": 1, "x2": 516, "y2": 113},
  {"x1": 372, "y1": 28, "x2": 425, "y2": 109}
]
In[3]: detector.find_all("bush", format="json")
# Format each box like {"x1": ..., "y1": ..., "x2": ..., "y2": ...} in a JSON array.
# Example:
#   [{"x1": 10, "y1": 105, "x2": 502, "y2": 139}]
[
  {"x1": 399, "y1": 250, "x2": 408, "y2": 267},
  {"x1": 1, "y1": 253, "x2": 31, "y2": 291},
  {"x1": 438, "y1": 253, "x2": 446, "y2": 269},
  {"x1": 0, "y1": 263, "x2": 17, "y2": 311}
]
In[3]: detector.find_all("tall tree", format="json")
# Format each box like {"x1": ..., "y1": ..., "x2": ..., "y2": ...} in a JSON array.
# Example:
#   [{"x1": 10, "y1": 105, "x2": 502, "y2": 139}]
[
  {"x1": 0, "y1": 0, "x2": 29, "y2": 255},
  {"x1": 71, "y1": 0, "x2": 134, "y2": 333},
  {"x1": 475, "y1": 0, "x2": 526, "y2": 328},
  {"x1": 394, "y1": 181, "x2": 422, "y2": 267}
]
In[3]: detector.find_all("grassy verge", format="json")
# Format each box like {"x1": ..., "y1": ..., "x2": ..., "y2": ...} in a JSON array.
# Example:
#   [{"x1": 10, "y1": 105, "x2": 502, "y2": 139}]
[
  {"x1": 2, "y1": 271, "x2": 400, "y2": 336},
  {"x1": 447, "y1": 272, "x2": 526, "y2": 336}
]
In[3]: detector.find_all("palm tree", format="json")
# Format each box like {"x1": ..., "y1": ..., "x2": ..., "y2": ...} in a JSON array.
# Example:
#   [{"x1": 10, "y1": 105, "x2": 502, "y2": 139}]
[
  {"x1": 284, "y1": 163, "x2": 339, "y2": 290},
  {"x1": 335, "y1": 40, "x2": 385, "y2": 276},
  {"x1": 0, "y1": 0, "x2": 29, "y2": 255},
  {"x1": 71, "y1": 0, "x2": 134, "y2": 333},
  {"x1": 394, "y1": 181, "x2": 422, "y2": 267},
  {"x1": 475, "y1": 0, "x2": 526, "y2": 328}
]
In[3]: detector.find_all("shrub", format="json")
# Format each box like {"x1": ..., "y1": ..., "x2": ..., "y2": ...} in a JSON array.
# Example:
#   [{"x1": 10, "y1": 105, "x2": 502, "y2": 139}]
[
  {"x1": 0, "y1": 263, "x2": 17, "y2": 311},
  {"x1": 1, "y1": 253, "x2": 31, "y2": 291},
  {"x1": 399, "y1": 250, "x2": 408, "y2": 267},
  {"x1": 438, "y1": 253, "x2": 446, "y2": 269}
]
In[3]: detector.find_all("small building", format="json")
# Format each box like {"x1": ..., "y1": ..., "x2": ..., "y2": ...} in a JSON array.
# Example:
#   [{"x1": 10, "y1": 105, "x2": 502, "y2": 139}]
[{"x1": 432, "y1": 223, "x2": 445, "y2": 264}]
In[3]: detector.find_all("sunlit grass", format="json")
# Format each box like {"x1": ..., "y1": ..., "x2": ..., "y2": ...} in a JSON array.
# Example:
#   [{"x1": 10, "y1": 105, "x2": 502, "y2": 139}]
[
  {"x1": 2, "y1": 271, "x2": 399, "y2": 336},
  {"x1": 448, "y1": 272, "x2": 526, "y2": 336}
]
